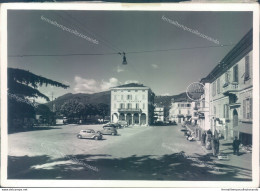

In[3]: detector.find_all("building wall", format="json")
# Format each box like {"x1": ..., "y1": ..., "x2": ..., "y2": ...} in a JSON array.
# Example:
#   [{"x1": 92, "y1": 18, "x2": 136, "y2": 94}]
[
  {"x1": 110, "y1": 87, "x2": 153, "y2": 125},
  {"x1": 209, "y1": 50, "x2": 253, "y2": 142},
  {"x1": 154, "y1": 107, "x2": 164, "y2": 122},
  {"x1": 169, "y1": 102, "x2": 192, "y2": 123}
]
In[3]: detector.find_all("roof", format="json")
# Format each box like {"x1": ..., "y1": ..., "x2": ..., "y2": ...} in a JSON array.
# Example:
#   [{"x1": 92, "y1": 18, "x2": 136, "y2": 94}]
[
  {"x1": 201, "y1": 28, "x2": 253, "y2": 83},
  {"x1": 112, "y1": 83, "x2": 147, "y2": 88}
]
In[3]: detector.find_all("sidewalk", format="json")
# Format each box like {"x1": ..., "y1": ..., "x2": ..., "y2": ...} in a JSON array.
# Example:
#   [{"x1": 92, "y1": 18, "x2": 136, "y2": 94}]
[{"x1": 185, "y1": 124, "x2": 252, "y2": 179}]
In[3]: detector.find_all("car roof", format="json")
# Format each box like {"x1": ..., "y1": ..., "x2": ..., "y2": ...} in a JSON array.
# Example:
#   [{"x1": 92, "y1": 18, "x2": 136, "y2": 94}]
[{"x1": 81, "y1": 129, "x2": 94, "y2": 131}]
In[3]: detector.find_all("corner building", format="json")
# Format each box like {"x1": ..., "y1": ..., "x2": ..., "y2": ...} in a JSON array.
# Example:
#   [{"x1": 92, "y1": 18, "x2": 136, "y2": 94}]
[
  {"x1": 110, "y1": 83, "x2": 155, "y2": 126},
  {"x1": 201, "y1": 28, "x2": 253, "y2": 145}
]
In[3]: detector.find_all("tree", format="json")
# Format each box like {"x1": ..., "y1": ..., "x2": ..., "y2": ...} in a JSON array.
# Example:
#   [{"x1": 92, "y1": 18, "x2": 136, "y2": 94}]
[
  {"x1": 8, "y1": 68, "x2": 69, "y2": 101},
  {"x1": 35, "y1": 104, "x2": 55, "y2": 125},
  {"x1": 84, "y1": 104, "x2": 98, "y2": 119},
  {"x1": 8, "y1": 68, "x2": 69, "y2": 131},
  {"x1": 60, "y1": 99, "x2": 85, "y2": 121},
  {"x1": 96, "y1": 103, "x2": 109, "y2": 121}
]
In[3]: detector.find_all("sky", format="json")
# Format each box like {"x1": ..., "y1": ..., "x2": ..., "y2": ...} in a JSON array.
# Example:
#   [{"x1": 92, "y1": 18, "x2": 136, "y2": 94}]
[{"x1": 7, "y1": 10, "x2": 252, "y2": 103}]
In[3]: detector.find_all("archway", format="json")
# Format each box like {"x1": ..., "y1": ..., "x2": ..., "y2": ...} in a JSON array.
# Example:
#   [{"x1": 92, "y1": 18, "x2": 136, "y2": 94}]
[
  {"x1": 140, "y1": 113, "x2": 146, "y2": 125},
  {"x1": 133, "y1": 113, "x2": 139, "y2": 124},
  {"x1": 112, "y1": 113, "x2": 119, "y2": 123},
  {"x1": 119, "y1": 113, "x2": 125, "y2": 121},
  {"x1": 126, "y1": 113, "x2": 132, "y2": 125},
  {"x1": 233, "y1": 109, "x2": 238, "y2": 127},
  {"x1": 233, "y1": 109, "x2": 238, "y2": 138}
]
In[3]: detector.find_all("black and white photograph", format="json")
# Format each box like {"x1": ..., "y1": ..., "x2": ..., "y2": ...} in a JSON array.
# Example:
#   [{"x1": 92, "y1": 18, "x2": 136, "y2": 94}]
[{"x1": 0, "y1": 3, "x2": 259, "y2": 188}]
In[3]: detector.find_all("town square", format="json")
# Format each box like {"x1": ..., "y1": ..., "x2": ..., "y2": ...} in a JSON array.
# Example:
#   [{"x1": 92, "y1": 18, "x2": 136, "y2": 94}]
[{"x1": 2, "y1": 4, "x2": 258, "y2": 186}]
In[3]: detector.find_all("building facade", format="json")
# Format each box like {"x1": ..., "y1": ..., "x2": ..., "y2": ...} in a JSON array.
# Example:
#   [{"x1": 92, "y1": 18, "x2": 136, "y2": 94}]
[
  {"x1": 110, "y1": 83, "x2": 155, "y2": 126},
  {"x1": 201, "y1": 29, "x2": 253, "y2": 145},
  {"x1": 169, "y1": 101, "x2": 192, "y2": 123},
  {"x1": 154, "y1": 105, "x2": 165, "y2": 122}
]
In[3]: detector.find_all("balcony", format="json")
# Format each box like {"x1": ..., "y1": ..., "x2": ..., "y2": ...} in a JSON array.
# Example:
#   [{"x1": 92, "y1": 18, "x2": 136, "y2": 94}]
[
  {"x1": 118, "y1": 108, "x2": 142, "y2": 113},
  {"x1": 222, "y1": 82, "x2": 239, "y2": 95}
]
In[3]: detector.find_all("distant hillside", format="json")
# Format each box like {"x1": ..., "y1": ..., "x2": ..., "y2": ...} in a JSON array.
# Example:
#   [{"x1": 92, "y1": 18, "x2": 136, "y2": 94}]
[
  {"x1": 154, "y1": 92, "x2": 189, "y2": 107},
  {"x1": 46, "y1": 91, "x2": 189, "y2": 113},
  {"x1": 46, "y1": 91, "x2": 111, "y2": 111}
]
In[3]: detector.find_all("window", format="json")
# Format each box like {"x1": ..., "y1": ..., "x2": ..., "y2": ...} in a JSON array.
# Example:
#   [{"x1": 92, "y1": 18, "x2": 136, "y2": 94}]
[
  {"x1": 179, "y1": 110, "x2": 181, "y2": 114},
  {"x1": 178, "y1": 104, "x2": 180, "y2": 107},
  {"x1": 233, "y1": 65, "x2": 239, "y2": 83},
  {"x1": 127, "y1": 95, "x2": 132, "y2": 100},
  {"x1": 181, "y1": 104, "x2": 184, "y2": 107},
  {"x1": 142, "y1": 94, "x2": 145, "y2": 100},
  {"x1": 188, "y1": 110, "x2": 190, "y2": 115},
  {"x1": 187, "y1": 104, "x2": 191, "y2": 107},
  {"x1": 136, "y1": 103, "x2": 139, "y2": 109},
  {"x1": 223, "y1": 104, "x2": 229, "y2": 118},
  {"x1": 243, "y1": 98, "x2": 252, "y2": 119},
  {"x1": 135, "y1": 90, "x2": 138, "y2": 92},
  {"x1": 142, "y1": 90, "x2": 145, "y2": 92},
  {"x1": 245, "y1": 55, "x2": 250, "y2": 81},
  {"x1": 135, "y1": 95, "x2": 138, "y2": 100},
  {"x1": 127, "y1": 103, "x2": 132, "y2": 109},
  {"x1": 143, "y1": 103, "x2": 145, "y2": 109},
  {"x1": 224, "y1": 72, "x2": 229, "y2": 87},
  {"x1": 121, "y1": 95, "x2": 124, "y2": 100},
  {"x1": 214, "y1": 106, "x2": 216, "y2": 115},
  {"x1": 212, "y1": 82, "x2": 216, "y2": 96},
  {"x1": 128, "y1": 90, "x2": 130, "y2": 92},
  {"x1": 120, "y1": 103, "x2": 125, "y2": 109},
  {"x1": 217, "y1": 79, "x2": 220, "y2": 94},
  {"x1": 114, "y1": 103, "x2": 116, "y2": 109},
  {"x1": 114, "y1": 95, "x2": 117, "y2": 100}
]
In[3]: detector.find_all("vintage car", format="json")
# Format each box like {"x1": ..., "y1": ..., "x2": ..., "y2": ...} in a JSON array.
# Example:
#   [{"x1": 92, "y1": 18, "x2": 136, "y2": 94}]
[
  {"x1": 98, "y1": 125, "x2": 118, "y2": 135},
  {"x1": 77, "y1": 129, "x2": 102, "y2": 140}
]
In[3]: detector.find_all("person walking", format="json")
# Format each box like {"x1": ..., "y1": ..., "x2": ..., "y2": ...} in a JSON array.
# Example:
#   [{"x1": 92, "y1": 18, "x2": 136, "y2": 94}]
[{"x1": 233, "y1": 136, "x2": 241, "y2": 156}]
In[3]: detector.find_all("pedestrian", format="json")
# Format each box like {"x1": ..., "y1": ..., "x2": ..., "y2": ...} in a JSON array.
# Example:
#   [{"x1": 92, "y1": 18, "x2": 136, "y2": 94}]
[
  {"x1": 207, "y1": 129, "x2": 212, "y2": 135},
  {"x1": 233, "y1": 136, "x2": 241, "y2": 156},
  {"x1": 201, "y1": 131, "x2": 206, "y2": 146},
  {"x1": 212, "y1": 138, "x2": 220, "y2": 156}
]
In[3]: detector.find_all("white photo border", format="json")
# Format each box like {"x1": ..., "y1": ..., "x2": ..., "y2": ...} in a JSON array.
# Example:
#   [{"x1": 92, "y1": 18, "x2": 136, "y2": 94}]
[{"x1": 0, "y1": 2, "x2": 259, "y2": 188}]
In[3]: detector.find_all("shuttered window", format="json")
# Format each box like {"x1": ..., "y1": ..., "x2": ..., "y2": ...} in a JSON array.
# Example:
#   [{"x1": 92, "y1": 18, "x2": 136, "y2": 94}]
[
  {"x1": 243, "y1": 100, "x2": 246, "y2": 118},
  {"x1": 245, "y1": 55, "x2": 250, "y2": 81},
  {"x1": 217, "y1": 79, "x2": 220, "y2": 94},
  {"x1": 233, "y1": 65, "x2": 238, "y2": 83},
  {"x1": 249, "y1": 98, "x2": 252, "y2": 119}
]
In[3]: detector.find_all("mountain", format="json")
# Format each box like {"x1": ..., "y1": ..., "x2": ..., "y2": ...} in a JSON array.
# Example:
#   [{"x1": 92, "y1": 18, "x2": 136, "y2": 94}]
[
  {"x1": 45, "y1": 91, "x2": 189, "y2": 113},
  {"x1": 45, "y1": 91, "x2": 111, "y2": 111}
]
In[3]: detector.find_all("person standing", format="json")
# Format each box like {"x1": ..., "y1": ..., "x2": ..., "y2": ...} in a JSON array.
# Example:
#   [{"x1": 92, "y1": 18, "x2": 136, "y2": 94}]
[{"x1": 233, "y1": 136, "x2": 241, "y2": 156}]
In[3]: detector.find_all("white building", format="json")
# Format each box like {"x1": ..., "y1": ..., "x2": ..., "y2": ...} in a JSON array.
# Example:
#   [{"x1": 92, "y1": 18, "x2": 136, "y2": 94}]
[
  {"x1": 154, "y1": 106, "x2": 165, "y2": 122},
  {"x1": 197, "y1": 83, "x2": 211, "y2": 132},
  {"x1": 169, "y1": 101, "x2": 192, "y2": 123},
  {"x1": 110, "y1": 83, "x2": 155, "y2": 125},
  {"x1": 201, "y1": 28, "x2": 253, "y2": 145}
]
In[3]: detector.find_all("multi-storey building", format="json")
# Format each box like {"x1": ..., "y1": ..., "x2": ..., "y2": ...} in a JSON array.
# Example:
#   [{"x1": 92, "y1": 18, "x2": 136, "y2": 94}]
[
  {"x1": 110, "y1": 83, "x2": 155, "y2": 126},
  {"x1": 197, "y1": 83, "x2": 211, "y2": 133},
  {"x1": 201, "y1": 28, "x2": 253, "y2": 145},
  {"x1": 169, "y1": 101, "x2": 192, "y2": 123},
  {"x1": 154, "y1": 105, "x2": 165, "y2": 122}
]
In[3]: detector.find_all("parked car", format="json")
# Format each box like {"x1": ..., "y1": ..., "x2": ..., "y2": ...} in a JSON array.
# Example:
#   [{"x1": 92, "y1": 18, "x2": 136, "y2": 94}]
[
  {"x1": 77, "y1": 129, "x2": 102, "y2": 140},
  {"x1": 104, "y1": 122, "x2": 122, "y2": 129},
  {"x1": 98, "y1": 125, "x2": 118, "y2": 135},
  {"x1": 172, "y1": 121, "x2": 177, "y2": 125},
  {"x1": 154, "y1": 121, "x2": 165, "y2": 126},
  {"x1": 117, "y1": 120, "x2": 128, "y2": 127}
]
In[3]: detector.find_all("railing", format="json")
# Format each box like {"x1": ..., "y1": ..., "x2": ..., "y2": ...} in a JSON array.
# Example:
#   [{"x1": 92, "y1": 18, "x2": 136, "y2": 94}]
[
  {"x1": 222, "y1": 82, "x2": 239, "y2": 94},
  {"x1": 118, "y1": 108, "x2": 142, "y2": 112}
]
